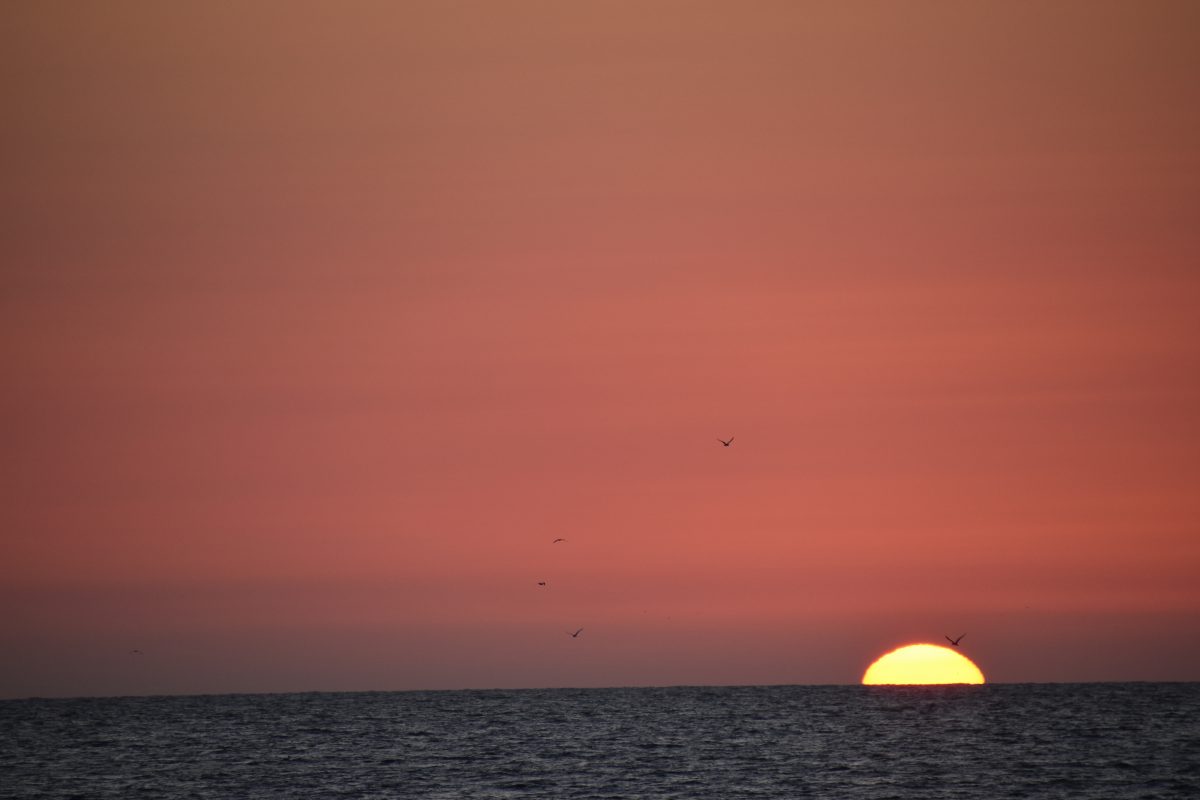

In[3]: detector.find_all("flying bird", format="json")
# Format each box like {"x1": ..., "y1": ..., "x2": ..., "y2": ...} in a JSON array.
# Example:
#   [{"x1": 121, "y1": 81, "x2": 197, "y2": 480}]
[
  {"x1": 718, "y1": 437, "x2": 734, "y2": 447},
  {"x1": 567, "y1": 628, "x2": 583, "y2": 638},
  {"x1": 945, "y1": 634, "x2": 966, "y2": 646},
  {"x1": 552, "y1": 538, "x2": 566, "y2": 543},
  {"x1": 537, "y1": 581, "x2": 547, "y2": 587}
]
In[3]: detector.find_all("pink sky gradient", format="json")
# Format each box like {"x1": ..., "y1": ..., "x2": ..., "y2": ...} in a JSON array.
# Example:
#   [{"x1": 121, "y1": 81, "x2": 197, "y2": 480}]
[{"x1": 2, "y1": 1, "x2": 1199, "y2": 697}]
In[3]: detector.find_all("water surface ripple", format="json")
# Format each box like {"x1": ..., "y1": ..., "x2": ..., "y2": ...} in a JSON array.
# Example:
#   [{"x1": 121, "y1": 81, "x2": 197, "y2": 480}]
[{"x1": 3, "y1": 683, "x2": 1198, "y2": 798}]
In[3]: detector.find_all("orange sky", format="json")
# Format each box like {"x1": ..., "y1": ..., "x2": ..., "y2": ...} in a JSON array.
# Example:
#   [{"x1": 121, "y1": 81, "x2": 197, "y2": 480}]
[{"x1": 2, "y1": 1, "x2": 1199, "y2": 697}]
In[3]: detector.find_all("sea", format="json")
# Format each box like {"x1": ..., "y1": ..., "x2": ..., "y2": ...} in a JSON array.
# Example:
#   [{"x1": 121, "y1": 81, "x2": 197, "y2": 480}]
[{"x1": 2, "y1": 683, "x2": 1198, "y2": 799}]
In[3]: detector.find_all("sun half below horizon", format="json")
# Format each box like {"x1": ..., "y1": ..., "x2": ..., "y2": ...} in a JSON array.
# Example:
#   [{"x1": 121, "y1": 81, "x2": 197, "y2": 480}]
[{"x1": 862, "y1": 644, "x2": 986, "y2": 685}]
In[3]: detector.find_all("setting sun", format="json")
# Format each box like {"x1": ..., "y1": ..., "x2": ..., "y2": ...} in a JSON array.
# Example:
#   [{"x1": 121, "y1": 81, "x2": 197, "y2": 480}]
[{"x1": 862, "y1": 644, "x2": 986, "y2": 685}]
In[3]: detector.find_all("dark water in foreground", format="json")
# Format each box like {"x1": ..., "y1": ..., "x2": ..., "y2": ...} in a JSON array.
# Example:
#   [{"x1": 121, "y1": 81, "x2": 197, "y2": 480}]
[{"x1": 3, "y1": 683, "x2": 1198, "y2": 799}]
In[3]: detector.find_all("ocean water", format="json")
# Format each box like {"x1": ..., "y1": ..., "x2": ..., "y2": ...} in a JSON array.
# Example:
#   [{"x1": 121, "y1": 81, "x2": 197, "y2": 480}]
[{"x1": 2, "y1": 683, "x2": 1198, "y2": 799}]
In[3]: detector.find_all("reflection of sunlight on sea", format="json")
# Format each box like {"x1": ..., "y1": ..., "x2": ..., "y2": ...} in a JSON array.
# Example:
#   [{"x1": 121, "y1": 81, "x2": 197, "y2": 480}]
[{"x1": 4, "y1": 683, "x2": 1198, "y2": 798}]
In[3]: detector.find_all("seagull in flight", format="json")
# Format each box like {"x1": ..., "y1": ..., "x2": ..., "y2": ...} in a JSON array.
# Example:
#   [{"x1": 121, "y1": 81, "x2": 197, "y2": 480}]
[
  {"x1": 567, "y1": 628, "x2": 583, "y2": 638},
  {"x1": 945, "y1": 634, "x2": 966, "y2": 646},
  {"x1": 718, "y1": 437, "x2": 734, "y2": 447},
  {"x1": 552, "y1": 538, "x2": 566, "y2": 543}
]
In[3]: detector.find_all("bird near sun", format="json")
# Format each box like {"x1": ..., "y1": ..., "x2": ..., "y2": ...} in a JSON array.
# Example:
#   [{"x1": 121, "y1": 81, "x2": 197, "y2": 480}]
[
  {"x1": 862, "y1": 643, "x2": 985, "y2": 685},
  {"x1": 945, "y1": 633, "x2": 966, "y2": 647}
]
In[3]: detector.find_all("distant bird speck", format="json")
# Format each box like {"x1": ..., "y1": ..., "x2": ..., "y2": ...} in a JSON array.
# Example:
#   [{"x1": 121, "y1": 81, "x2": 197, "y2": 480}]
[
  {"x1": 537, "y1": 581, "x2": 546, "y2": 587},
  {"x1": 130, "y1": 650, "x2": 142, "y2": 655},
  {"x1": 552, "y1": 538, "x2": 566, "y2": 543},
  {"x1": 718, "y1": 437, "x2": 734, "y2": 447},
  {"x1": 567, "y1": 628, "x2": 583, "y2": 638},
  {"x1": 945, "y1": 634, "x2": 966, "y2": 646}
]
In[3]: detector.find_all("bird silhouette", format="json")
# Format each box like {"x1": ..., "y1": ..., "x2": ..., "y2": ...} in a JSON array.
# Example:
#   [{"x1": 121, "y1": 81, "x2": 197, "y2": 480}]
[
  {"x1": 567, "y1": 628, "x2": 583, "y2": 638},
  {"x1": 537, "y1": 581, "x2": 547, "y2": 587},
  {"x1": 945, "y1": 634, "x2": 966, "y2": 646},
  {"x1": 552, "y1": 538, "x2": 566, "y2": 543},
  {"x1": 718, "y1": 437, "x2": 734, "y2": 447}
]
